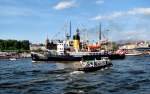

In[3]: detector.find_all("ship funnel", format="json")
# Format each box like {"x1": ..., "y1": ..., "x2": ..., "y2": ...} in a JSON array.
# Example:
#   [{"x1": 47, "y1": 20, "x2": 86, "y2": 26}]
[{"x1": 73, "y1": 28, "x2": 80, "y2": 52}]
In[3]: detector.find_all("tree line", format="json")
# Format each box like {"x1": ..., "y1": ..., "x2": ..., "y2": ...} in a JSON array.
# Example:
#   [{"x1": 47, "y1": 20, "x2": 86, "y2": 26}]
[{"x1": 0, "y1": 39, "x2": 30, "y2": 52}]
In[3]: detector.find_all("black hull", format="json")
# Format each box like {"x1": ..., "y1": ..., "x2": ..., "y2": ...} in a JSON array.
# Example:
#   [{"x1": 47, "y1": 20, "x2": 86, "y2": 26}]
[
  {"x1": 77, "y1": 63, "x2": 113, "y2": 72},
  {"x1": 31, "y1": 54, "x2": 125, "y2": 61}
]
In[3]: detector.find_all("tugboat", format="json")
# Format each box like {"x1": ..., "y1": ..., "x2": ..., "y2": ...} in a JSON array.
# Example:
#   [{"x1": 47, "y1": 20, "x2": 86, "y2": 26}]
[
  {"x1": 31, "y1": 23, "x2": 125, "y2": 62},
  {"x1": 31, "y1": 51, "x2": 125, "y2": 62},
  {"x1": 77, "y1": 57, "x2": 112, "y2": 72}
]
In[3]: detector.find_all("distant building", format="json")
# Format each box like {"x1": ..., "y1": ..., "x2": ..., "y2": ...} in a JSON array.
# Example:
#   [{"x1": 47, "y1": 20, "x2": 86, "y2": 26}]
[
  {"x1": 45, "y1": 37, "x2": 50, "y2": 49},
  {"x1": 30, "y1": 44, "x2": 46, "y2": 51},
  {"x1": 136, "y1": 41, "x2": 149, "y2": 48},
  {"x1": 119, "y1": 41, "x2": 149, "y2": 50},
  {"x1": 119, "y1": 44, "x2": 137, "y2": 50},
  {"x1": 45, "y1": 38, "x2": 57, "y2": 50},
  {"x1": 118, "y1": 41, "x2": 150, "y2": 55}
]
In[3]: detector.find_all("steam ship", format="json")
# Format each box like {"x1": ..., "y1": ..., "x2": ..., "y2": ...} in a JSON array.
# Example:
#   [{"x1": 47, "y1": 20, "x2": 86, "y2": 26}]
[
  {"x1": 31, "y1": 51, "x2": 125, "y2": 61},
  {"x1": 31, "y1": 22, "x2": 125, "y2": 62}
]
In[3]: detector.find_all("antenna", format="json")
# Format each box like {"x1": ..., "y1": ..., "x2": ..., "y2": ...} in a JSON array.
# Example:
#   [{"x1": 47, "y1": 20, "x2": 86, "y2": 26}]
[{"x1": 46, "y1": 33, "x2": 48, "y2": 40}]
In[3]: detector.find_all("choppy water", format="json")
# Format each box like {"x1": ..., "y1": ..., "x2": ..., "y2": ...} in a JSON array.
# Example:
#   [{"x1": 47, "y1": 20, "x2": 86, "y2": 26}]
[{"x1": 0, "y1": 56, "x2": 150, "y2": 94}]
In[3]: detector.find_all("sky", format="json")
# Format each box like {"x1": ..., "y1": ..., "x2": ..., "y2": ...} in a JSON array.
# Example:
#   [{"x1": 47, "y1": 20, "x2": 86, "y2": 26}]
[{"x1": 0, "y1": 0, "x2": 150, "y2": 43}]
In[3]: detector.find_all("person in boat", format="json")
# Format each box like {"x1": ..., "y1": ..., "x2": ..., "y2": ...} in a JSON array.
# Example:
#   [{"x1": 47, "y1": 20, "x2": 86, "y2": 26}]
[
  {"x1": 80, "y1": 58, "x2": 86, "y2": 67},
  {"x1": 87, "y1": 61, "x2": 95, "y2": 67},
  {"x1": 80, "y1": 58, "x2": 95, "y2": 67},
  {"x1": 94, "y1": 58, "x2": 98, "y2": 66}
]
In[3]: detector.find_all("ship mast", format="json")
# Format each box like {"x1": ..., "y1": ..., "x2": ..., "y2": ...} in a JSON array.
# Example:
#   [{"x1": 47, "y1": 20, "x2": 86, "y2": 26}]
[
  {"x1": 69, "y1": 21, "x2": 72, "y2": 39},
  {"x1": 99, "y1": 23, "x2": 101, "y2": 43},
  {"x1": 66, "y1": 21, "x2": 72, "y2": 40}
]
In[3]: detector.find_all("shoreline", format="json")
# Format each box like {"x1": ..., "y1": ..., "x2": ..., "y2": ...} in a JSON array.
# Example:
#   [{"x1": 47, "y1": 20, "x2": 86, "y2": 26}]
[{"x1": 0, "y1": 52, "x2": 31, "y2": 60}]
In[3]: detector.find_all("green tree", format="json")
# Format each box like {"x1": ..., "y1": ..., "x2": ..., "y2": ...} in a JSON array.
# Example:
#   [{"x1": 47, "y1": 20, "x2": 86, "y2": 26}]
[{"x1": 0, "y1": 39, "x2": 30, "y2": 52}]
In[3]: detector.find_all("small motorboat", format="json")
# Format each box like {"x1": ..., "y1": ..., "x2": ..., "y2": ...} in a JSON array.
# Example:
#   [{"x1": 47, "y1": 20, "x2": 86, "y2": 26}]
[
  {"x1": 77, "y1": 57, "x2": 112, "y2": 72},
  {"x1": 9, "y1": 58, "x2": 17, "y2": 61}
]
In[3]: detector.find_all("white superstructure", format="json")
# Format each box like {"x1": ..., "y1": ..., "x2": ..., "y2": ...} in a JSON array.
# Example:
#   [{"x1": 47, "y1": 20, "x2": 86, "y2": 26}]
[{"x1": 57, "y1": 42, "x2": 65, "y2": 55}]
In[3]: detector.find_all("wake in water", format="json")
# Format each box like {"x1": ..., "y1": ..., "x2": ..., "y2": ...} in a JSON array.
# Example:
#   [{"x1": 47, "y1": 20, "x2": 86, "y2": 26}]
[
  {"x1": 69, "y1": 66, "x2": 112, "y2": 74},
  {"x1": 70, "y1": 71, "x2": 85, "y2": 75}
]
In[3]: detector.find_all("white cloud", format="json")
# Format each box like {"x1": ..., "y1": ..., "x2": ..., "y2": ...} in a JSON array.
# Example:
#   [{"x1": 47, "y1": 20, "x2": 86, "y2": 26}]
[
  {"x1": 53, "y1": 0, "x2": 77, "y2": 10},
  {"x1": 108, "y1": 28, "x2": 150, "y2": 41},
  {"x1": 96, "y1": 0, "x2": 104, "y2": 4},
  {"x1": 91, "y1": 7, "x2": 150, "y2": 20},
  {"x1": 91, "y1": 15, "x2": 103, "y2": 20},
  {"x1": 121, "y1": 29, "x2": 150, "y2": 40},
  {"x1": 128, "y1": 8, "x2": 150, "y2": 15}
]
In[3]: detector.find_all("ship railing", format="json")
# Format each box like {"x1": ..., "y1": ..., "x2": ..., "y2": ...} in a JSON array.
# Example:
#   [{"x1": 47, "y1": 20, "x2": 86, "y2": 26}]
[{"x1": 68, "y1": 52, "x2": 103, "y2": 56}]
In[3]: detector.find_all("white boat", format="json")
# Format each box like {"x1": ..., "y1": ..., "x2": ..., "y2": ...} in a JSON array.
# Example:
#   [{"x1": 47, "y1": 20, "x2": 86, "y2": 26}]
[
  {"x1": 9, "y1": 58, "x2": 17, "y2": 61},
  {"x1": 125, "y1": 53, "x2": 143, "y2": 56},
  {"x1": 125, "y1": 50, "x2": 143, "y2": 56},
  {"x1": 78, "y1": 57, "x2": 112, "y2": 72}
]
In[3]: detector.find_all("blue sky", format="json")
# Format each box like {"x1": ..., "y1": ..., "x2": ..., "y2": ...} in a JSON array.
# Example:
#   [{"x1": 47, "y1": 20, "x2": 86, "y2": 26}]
[{"x1": 0, "y1": 0, "x2": 150, "y2": 43}]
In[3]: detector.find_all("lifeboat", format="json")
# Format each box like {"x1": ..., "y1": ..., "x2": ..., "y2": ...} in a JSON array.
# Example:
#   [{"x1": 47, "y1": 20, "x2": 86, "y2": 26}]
[{"x1": 87, "y1": 44, "x2": 101, "y2": 49}]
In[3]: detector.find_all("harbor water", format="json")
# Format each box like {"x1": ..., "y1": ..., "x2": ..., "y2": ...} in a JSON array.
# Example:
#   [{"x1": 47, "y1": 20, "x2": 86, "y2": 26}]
[{"x1": 0, "y1": 56, "x2": 150, "y2": 94}]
